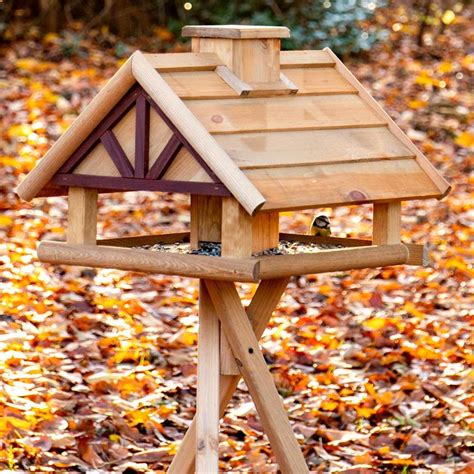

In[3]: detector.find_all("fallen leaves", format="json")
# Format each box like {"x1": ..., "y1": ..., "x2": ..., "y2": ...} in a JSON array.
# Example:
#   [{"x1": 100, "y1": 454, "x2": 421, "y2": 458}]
[{"x1": 0, "y1": 3, "x2": 472, "y2": 472}]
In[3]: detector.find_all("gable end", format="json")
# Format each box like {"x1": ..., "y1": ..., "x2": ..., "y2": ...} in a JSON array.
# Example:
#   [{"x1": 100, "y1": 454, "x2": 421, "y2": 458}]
[{"x1": 43, "y1": 84, "x2": 231, "y2": 198}]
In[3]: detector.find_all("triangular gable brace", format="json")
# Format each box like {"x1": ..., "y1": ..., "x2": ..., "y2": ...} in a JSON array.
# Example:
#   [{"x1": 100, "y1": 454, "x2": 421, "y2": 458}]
[{"x1": 44, "y1": 84, "x2": 231, "y2": 197}]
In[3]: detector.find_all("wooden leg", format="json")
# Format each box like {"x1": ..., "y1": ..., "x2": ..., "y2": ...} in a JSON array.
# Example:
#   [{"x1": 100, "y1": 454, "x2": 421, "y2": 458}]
[
  {"x1": 167, "y1": 278, "x2": 289, "y2": 474},
  {"x1": 206, "y1": 280, "x2": 309, "y2": 474},
  {"x1": 196, "y1": 281, "x2": 220, "y2": 473},
  {"x1": 220, "y1": 323, "x2": 239, "y2": 375}
]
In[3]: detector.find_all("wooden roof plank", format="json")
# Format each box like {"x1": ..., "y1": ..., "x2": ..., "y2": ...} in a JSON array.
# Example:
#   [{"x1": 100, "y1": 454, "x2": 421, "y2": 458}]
[
  {"x1": 143, "y1": 52, "x2": 223, "y2": 71},
  {"x1": 160, "y1": 70, "x2": 239, "y2": 99},
  {"x1": 215, "y1": 127, "x2": 414, "y2": 169},
  {"x1": 283, "y1": 67, "x2": 356, "y2": 95},
  {"x1": 324, "y1": 47, "x2": 450, "y2": 198},
  {"x1": 280, "y1": 50, "x2": 335, "y2": 68},
  {"x1": 185, "y1": 94, "x2": 385, "y2": 134},
  {"x1": 245, "y1": 158, "x2": 442, "y2": 211}
]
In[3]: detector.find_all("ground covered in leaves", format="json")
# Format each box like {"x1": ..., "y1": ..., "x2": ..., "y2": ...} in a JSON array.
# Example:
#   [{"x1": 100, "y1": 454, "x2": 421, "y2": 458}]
[{"x1": 0, "y1": 7, "x2": 473, "y2": 474}]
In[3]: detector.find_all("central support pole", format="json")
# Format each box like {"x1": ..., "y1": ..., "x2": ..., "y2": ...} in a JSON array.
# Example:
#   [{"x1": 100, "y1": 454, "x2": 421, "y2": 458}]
[{"x1": 196, "y1": 281, "x2": 220, "y2": 472}]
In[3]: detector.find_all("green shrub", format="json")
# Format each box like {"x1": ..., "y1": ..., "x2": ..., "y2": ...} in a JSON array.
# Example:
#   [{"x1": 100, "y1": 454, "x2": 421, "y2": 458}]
[{"x1": 177, "y1": 0, "x2": 388, "y2": 55}]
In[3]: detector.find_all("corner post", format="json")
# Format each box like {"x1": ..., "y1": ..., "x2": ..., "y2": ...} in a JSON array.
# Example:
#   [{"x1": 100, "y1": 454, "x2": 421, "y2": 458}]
[
  {"x1": 196, "y1": 280, "x2": 221, "y2": 473},
  {"x1": 373, "y1": 201, "x2": 401, "y2": 245},
  {"x1": 67, "y1": 187, "x2": 98, "y2": 245}
]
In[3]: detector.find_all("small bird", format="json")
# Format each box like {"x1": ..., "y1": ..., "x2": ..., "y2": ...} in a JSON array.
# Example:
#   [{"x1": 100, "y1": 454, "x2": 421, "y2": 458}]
[{"x1": 309, "y1": 214, "x2": 331, "y2": 237}]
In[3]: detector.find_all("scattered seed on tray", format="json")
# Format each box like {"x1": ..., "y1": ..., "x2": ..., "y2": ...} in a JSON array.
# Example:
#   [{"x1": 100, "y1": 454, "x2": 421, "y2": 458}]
[{"x1": 137, "y1": 240, "x2": 344, "y2": 256}]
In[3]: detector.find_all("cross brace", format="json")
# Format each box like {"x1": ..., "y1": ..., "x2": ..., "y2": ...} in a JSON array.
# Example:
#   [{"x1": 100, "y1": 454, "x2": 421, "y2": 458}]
[{"x1": 168, "y1": 278, "x2": 309, "y2": 474}]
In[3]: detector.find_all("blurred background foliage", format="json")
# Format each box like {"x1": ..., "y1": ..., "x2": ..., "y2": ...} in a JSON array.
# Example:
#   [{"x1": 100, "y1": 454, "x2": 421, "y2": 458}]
[{"x1": 0, "y1": 0, "x2": 469, "y2": 56}]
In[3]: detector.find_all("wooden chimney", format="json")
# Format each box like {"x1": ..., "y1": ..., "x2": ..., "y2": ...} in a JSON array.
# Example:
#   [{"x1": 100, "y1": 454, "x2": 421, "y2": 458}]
[{"x1": 183, "y1": 25, "x2": 291, "y2": 258}]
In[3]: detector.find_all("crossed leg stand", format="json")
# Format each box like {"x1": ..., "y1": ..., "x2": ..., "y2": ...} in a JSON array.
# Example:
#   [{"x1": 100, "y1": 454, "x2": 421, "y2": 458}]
[{"x1": 168, "y1": 278, "x2": 309, "y2": 474}]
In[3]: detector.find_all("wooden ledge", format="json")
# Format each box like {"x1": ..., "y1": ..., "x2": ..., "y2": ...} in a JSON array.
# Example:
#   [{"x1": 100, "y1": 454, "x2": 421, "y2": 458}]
[
  {"x1": 182, "y1": 25, "x2": 290, "y2": 40},
  {"x1": 38, "y1": 240, "x2": 258, "y2": 282},
  {"x1": 36, "y1": 232, "x2": 424, "y2": 282}
]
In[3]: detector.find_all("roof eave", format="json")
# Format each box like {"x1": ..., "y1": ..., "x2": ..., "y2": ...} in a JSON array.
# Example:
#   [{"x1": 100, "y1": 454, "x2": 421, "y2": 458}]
[
  {"x1": 16, "y1": 54, "x2": 136, "y2": 202},
  {"x1": 323, "y1": 47, "x2": 450, "y2": 199}
]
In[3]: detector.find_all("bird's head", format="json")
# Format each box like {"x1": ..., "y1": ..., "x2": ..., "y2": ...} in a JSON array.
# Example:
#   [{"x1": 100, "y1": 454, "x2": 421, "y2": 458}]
[{"x1": 312, "y1": 214, "x2": 331, "y2": 230}]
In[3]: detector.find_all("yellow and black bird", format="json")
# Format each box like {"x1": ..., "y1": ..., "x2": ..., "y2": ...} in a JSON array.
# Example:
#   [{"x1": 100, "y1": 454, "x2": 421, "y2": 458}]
[{"x1": 309, "y1": 214, "x2": 331, "y2": 237}]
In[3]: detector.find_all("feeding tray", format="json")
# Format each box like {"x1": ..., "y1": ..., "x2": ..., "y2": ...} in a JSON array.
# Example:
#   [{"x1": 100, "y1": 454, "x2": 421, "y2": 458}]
[{"x1": 38, "y1": 231, "x2": 428, "y2": 283}]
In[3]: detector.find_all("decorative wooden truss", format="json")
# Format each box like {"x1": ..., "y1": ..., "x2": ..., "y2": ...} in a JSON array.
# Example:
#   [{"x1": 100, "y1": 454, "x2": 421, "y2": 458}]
[{"x1": 49, "y1": 85, "x2": 230, "y2": 197}]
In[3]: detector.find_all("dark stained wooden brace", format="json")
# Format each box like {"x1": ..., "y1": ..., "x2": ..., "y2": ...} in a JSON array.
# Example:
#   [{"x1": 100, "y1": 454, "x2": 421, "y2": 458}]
[
  {"x1": 100, "y1": 130, "x2": 134, "y2": 178},
  {"x1": 53, "y1": 174, "x2": 231, "y2": 196},
  {"x1": 146, "y1": 97, "x2": 221, "y2": 183},
  {"x1": 53, "y1": 84, "x2": 232, "y2": 197},
  {"x1": 134, "y1": 93, "x2": 150, "y2": 178},
  {"x1": 59, "y1": 85, "x2": 140, "y2": 174},
  {"x1": 146, "y1": 135, "x2": 183, "y2": 180}
]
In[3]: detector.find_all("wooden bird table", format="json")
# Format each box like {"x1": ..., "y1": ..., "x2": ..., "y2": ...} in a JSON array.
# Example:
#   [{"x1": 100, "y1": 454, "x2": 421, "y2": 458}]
[{"x1": 16, "y1": 21, "x2": 450, "y2": 474}]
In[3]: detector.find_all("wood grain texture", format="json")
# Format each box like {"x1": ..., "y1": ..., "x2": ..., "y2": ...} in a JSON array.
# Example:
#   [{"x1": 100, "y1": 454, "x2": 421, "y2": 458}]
[
  {"x1": 100, "y1": 130, "x2": 134, "y2": 178},
  {"x1": 196, "y1": 281, "x2": 220, "y2": 473},
  {"x1": 132, "y1": 51, "x2": 265, "y2": 215},
  {"x1": 221, "y1": 197, "x2": 253, "y2": 258},
  {"x1": 67, "y1": 187, "x2": 98, "y2": 245},
  {"x1": 17, "y1": 55, "x2": 135, "y2": 201},
  {"x1": 134, "y1": 93, "x2": 150, "y2": 178},
  {"x1": 73, "y1": 143, "x2": 121, "y2": 177},
  {"x1": 205, "y1": 280, "x2": 309, "y2": 474},
  {"x1": 255, "y1": 244, "x2": 409, "y2": 279},
  {"x1": 215, "y1": 65, "x2": 252, "y2": 96},
  {"x1": 280, "y1": 50, "x2": 335, "y2": 68},
  {"x1": 215, "y1": 127, "x2": 414, "y2": 170},
  {"x1": 160, "y1": 70, "x2": 239, "y2": 99},
  {"x1": 148, "y1": 107, "x2": 175, "y2": 168},
  {"x1": 190, "y1": 196, "x2": 222, "y2": 249},
  {"x1": 38, "y1": 241, "x2": 258, "y2": 282},
  {"x1": 143, "y1": 52, "x2": 224, "y2": 71},
  {"x1": 146, "y1": 135, "x2": 182, "y2": 180},
  {"x1": 72, "y1": 102, "x2": 137, "y2": 177},
  {"x1": 245, "y1": 158, "x2": 442, "y2": 211},
  {"x1": 219, "y1": 327, "x2": 238, "y2": 376},
  {"x1": 324, "y1": 47, "x2": 450, "y2": 198},
  {"x1": 168, "y1": 278, "x2": 289, "y2": 474},
  {"x1": 54, "y1": 174, "x2": 230, "y2": 196},
  {"x1": 162, "y1": 149, "x2": 213, "y2": 183},
  {"x1": 279, "y1": 233, "x2": 429, "y2": 266},
  {"x1": 182, "y1": 25, "x2": 290, "y2": 39},
  {"x1": 252, "y1": 212, "x2": 279, "y2": 254},
  {"x1": 231, "y1": 38, "x2": 281, "y2": 84},
  {"x1": 373, "y1": 201, "x2": 401, "y2": 245},
  {"x1": 98, "y1": 232, "x2": 189, "y2": 247},
  {"x1": 185, "y1": 94, "x2": 385, "y2": 134},
  {"x1": 283, "y1": 67, "x2": 356, "y2": 95}
]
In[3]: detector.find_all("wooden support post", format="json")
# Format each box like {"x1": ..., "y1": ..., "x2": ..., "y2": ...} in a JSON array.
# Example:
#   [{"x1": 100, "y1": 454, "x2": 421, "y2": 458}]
[
  {"x1": 190, "y1": 195, "x2": 222, "y2": 249},
  {"x1": 252, "y1": 211, "x2": 279, "y2": 254},
  {"x1": 221, "y1": 206, "x2": 279, "y2": 374},
  {"x1": 206, "y1": 280, "x2": 309, "y2": 474},
  {"x1": 196, "y1": 281, "x2": 220, "y2": 473},
  {"x1": 67, "y1": 187, "x2": 98, "y2": 245},
  {"x1": 220, "y1": 197, "x2": 252, "y2": 375},
  {"x1": 373, "y1": 201, "x2": 401, "y2": 245},
  {"x1": 168, "y1": 278, "x2": 289, "y2": 474},
  {"x1": 221, "y1": 197, "x2": 253, "y2": 258}
]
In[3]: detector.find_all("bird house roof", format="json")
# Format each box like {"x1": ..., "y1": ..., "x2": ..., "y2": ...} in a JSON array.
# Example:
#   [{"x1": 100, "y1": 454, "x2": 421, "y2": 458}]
[{"x1": 17, "y1": 32, "x2": 450, "y2": 214}]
